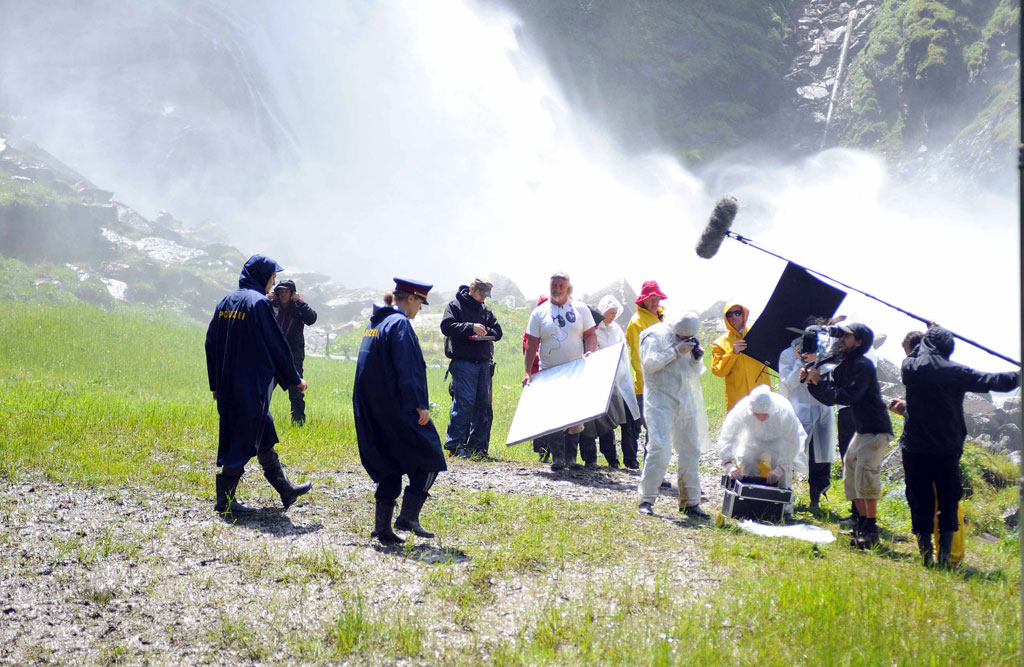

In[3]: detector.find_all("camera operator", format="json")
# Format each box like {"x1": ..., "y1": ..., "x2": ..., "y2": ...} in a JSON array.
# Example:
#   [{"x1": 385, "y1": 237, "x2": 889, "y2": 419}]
[
  {"x1": 270, "y1": 279, "x2": 318, "y2": 425},
  {"x1": 636, "y1": 312, "x2": 711, "y2": 519},
  {"x1": 778, "y1": 318, "x2": 836, "y2": 511},
  {"x1": 801, "y1": 322, "x2": 892, "y2": 548}
]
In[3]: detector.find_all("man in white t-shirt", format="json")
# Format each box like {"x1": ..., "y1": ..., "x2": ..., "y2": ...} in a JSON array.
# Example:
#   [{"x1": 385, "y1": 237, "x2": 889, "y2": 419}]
[{"x1": 523, "y1": 272, "x2": 598, "y2": 470}]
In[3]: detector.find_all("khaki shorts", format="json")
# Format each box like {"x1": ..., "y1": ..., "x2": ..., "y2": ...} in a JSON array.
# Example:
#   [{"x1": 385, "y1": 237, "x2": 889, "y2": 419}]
[{"x1": 843, "y1": 432, "x2": 891, "y2": 500}]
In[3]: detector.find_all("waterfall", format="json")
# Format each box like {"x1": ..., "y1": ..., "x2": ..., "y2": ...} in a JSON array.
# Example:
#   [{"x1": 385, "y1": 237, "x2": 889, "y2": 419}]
[{"x1": 820, "y1": 9, "x2": 857, "y2": 149}]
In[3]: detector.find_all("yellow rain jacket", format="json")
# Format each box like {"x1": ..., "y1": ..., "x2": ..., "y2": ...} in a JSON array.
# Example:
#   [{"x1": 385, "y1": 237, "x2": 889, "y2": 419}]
[
  {"x1": 711, "y1": 300, "x2": 770, "y2": 411},
  {"x1": 626, "y1": 305, "x2": 663, "y2": 395}
]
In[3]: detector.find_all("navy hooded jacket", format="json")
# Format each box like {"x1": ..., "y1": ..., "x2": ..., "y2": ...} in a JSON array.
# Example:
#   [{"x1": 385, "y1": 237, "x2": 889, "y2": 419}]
[
  {"x1": 353, "y1": 305, "x2": 447, "y2": 482},
  {"x1": 901, "y1": 327, "x2": 1020, "y2": 456},
  {"x1": 807, "y1": 323, "x2": 892, "y2": 435},
  {"x1": 205, "y1": 255, "x2": 301, "y2": 469}
]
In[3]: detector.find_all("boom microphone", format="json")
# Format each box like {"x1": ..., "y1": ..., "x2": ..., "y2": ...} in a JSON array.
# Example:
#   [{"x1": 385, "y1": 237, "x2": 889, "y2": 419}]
[{"x1": 695, "y1": 196, "x2": 738, "y2": 259}]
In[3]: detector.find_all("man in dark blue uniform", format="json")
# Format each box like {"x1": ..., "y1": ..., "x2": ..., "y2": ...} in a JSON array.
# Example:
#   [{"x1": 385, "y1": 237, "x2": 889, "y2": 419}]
[
  {"x1": 354, "y1": 278, "x2": 447, "y2": 545},
  {"x1": 205, "y1": 254, "x2": 313, "y2": 516}
]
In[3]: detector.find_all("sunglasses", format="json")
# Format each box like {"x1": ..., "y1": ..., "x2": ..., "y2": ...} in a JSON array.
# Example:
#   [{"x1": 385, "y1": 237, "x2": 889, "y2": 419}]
[{"x1": 725, "y1": 310, "x2": 744, "y2": 318}]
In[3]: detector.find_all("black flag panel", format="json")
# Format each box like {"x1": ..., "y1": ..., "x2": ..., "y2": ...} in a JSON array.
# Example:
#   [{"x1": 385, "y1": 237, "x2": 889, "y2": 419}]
[{"x1": 742, "y1": 263, "x2": 846, "y2": 371}]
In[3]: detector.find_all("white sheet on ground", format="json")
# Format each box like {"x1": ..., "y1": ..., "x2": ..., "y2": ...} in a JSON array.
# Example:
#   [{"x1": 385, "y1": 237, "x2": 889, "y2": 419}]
[{"x1": 736, "y1": 520, "x2": 836, "y2": 544}]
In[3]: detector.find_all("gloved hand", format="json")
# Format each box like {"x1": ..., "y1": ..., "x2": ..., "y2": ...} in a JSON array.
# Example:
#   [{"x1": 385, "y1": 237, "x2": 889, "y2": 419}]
[
  {"x1": 725, "y1": 462, "x2": 741, "y2": 480},
  {"x1": 766, "y1": 466, "x2": 784, "y2": 485},
  {"x1": 675, "y1": 340, "x2": 695, "y2": 356}
]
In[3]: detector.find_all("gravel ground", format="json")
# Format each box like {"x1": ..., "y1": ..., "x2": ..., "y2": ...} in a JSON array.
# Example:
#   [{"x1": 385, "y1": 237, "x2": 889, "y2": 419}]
[{"x1": 0, "y1": 454, "x2": 727, "y2": 665}]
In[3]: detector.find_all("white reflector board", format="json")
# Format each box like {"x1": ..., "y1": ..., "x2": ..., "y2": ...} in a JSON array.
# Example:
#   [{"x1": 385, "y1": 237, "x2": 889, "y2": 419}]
[{"x1": 506, "y1": 343, "x2": 623, "y2": 446}]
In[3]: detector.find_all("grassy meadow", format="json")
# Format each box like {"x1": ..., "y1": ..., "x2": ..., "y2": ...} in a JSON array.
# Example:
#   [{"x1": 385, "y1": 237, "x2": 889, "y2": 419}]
[{"x1": 1, "y1": 298, "x2": 1021, "y2": 664}]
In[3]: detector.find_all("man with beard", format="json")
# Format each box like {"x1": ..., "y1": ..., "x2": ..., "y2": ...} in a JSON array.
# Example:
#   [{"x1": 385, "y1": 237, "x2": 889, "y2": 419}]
[
  {"x1": 523, "y1": 272, "x2": 597, "y2": 470},
  {"x1": 802, "y1": 322, "x2": 892, "y2": 548},
  {"x1": 354, "y1": 278, "x2": 447, "y2": 545},
  {"x1": 205, "y1": 254, "x2": 312, "y2": 517}
]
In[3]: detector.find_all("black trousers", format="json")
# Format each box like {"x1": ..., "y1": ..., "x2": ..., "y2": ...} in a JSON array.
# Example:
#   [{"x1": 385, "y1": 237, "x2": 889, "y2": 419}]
[
  {"x1": 806, "y1": 433, "x2": 832, "y2": 493},
  {"x1": 375, "y1": 469, "x2": 438, "y2": 503},
  {"x1": 837, "y1": 407, "x2": 855, "y2": 461},
  {"x1": 288, "y1": 357, "x2": 306, "y2": 422},
  {"x1": 579, "y1": 429, "x2": 621, "y2": 465},
  {"x1": 903, "y1": 450, "x2": 961, "y2": 534}
]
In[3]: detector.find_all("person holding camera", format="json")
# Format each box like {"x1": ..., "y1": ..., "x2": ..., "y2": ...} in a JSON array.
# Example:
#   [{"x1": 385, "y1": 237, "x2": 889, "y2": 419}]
[
  {"x1": 802, "y1": 322, "x2": 892, "y2": 548},
  {"x1": 778, "y1": 320, "x2": 836, "y2": 511},
  {"x1": 270, "y1": 279, "x2": 318, "y2": 425},
  {"x1": 712, "y1": 300, "x2": 771, "y2": 412},
  {"x1": 441, "y1": 277, "x2": 503, "y2": 459},
  {"x1": 636, "y1": 311, "x2": 711, "y2": 519}
]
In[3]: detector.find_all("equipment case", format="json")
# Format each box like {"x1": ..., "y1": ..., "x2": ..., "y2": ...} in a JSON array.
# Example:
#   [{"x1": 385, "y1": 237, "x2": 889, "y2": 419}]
[{"x1": 721, "y1": 476, "x2": 794, "y2": 523}]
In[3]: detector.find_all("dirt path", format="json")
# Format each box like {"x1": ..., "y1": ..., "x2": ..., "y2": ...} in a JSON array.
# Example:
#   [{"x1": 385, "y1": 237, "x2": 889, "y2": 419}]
[{"x1": 0, "y1": 456, "x2": 727, "y2": 664}]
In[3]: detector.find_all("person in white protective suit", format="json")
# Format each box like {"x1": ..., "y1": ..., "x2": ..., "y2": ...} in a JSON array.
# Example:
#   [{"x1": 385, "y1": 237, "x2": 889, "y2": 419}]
[
  {"x1": 778, "y1": 326, "x2": 837, "y2": 510},
  {"x1": 636, "y1": 311, "x2": 712, "y2": 519},
  {"x1": 719, "y1": 386, "x2": 807, "y2": 517}
]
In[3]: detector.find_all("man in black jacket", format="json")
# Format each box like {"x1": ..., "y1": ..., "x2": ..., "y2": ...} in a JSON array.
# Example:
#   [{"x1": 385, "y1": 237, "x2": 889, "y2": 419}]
[
  {"x1": 897, "y1": 326, "x2": 1019, "y2": 567},
  {"x1": 441, "y1": 277, "x2": 503, "y2": 458},
  {"x1": 271, "y1": 279, "x2": 318, "y2": 424},
  {"x1": 802, "y1": 322, "x2": 892, "y2": 548}
]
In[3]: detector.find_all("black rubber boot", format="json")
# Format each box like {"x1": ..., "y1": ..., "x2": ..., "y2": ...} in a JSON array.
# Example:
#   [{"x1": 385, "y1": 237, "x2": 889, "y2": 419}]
[
  {"x1": 809, "y1": 486, "x2": 822, "y2": 511},
  {"x1": 259, "y1": 449, "x2": 313, "y2": 509},
  {"x1": 937, "y1": 530, "x2": 955, "y2": 569},
  {"x1": 214, "y1": 473, "x2": 257, "y2": 516},
  {"x1": 394, "y1": 492, "x2": 435, "y2": 538},
  {"x1": 917, "y1": 533, "x2": 935, "y2": 568},
  {"x1": 371, "y1": 499, "x2": 404, "y2": 546}
]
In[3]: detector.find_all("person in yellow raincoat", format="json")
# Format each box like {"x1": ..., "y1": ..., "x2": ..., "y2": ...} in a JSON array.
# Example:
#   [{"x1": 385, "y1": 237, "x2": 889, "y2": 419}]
[
  {"x1": 626, "y1": 281, "x2": 667, "y2": 470},
  {"x1": 711, "y1": 300, "x2": 771, "y2": 412}
]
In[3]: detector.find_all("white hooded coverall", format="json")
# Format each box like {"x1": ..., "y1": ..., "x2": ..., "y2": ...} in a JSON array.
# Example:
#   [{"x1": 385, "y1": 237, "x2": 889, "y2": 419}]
[
  {"x1": 717, "y1": 385, "x2": 807, "y2": 490},
  {"x1": 778, "y1": 342, "x2": 836, "y2": 465},
  {"x1": 637, "y1": 312, "x2": 710, "y2": 507}
]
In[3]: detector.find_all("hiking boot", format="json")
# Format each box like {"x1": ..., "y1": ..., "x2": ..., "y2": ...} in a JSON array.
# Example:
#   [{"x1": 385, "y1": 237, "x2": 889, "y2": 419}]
[
  {"x1": 583, "y1": 461, "x2": 599, "y2": 470},
  {"x1": 637, "y1": 502, "x2": 654, "y2": 516},
  {"x1": 371, "y1": 499, "x2": 404, "y2": 546},
  {"x1": 605, "y1": 459, "x2": 620, "y2": 469},
  {"x1": 917, "y1": 533, "x2": 935, "y2": 568},
  {"x1": 624, "y1": 460, "x2": 640, "y2": 470},
  {"x1": 214, "y1": 473, "x2": 257, "y2": 516},
  {"x1": 856, "y1": 518, "x2": 879, "y2": 549},
  {"x1": 550, "y1": 461, "x2": 567, "y2": 471},
  {"x1": 394, "y1": 492, "x2": 435, "y2": 538},
  {"x1": 682, "y1": 504, "x2": 711, "y2": 521},
  {"x1": 660, "y1": 479, "x2": 672, "y2": 489}
]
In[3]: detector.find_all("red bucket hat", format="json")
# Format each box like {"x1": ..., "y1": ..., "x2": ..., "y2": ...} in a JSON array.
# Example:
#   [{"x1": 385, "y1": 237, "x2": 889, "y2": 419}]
[{"x1": 635, "y1": 280, "x2": 667, "y2": 306}]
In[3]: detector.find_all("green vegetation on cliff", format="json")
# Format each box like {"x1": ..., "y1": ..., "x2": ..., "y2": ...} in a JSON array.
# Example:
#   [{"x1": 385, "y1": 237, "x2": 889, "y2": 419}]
[{"x1": 836, "y1": 0, "x2": 1020, "y2": 167}]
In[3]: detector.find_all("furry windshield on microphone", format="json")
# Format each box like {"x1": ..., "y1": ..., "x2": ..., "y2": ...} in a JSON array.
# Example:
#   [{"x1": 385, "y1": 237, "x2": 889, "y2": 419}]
[{"x1": 695, "y1": 196, "x2": 738, "y2": 259}]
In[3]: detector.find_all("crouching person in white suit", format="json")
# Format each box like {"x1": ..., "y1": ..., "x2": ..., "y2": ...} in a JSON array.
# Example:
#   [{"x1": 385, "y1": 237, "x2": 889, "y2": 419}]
[
  {"x1": 719, "y1": 386, "x2": 807, "y2": 517},
  {"x1": 637, "y1": 312, "x2": 711, "y2": 519}
]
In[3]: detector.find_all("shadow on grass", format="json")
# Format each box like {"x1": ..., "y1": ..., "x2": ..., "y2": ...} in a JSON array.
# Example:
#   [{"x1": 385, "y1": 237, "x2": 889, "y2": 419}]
[
  {"x1": 373, "y1": 541, "x2": 471, "y2": 565},
  {"x1": 224, "y1": 508, "x2": 324, "y2": 536}
]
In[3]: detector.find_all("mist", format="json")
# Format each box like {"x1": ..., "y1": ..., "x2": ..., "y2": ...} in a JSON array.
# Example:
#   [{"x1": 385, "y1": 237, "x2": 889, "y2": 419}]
[{"x1": 1, "y1": 0, "x2": 1018, "y2": 371}]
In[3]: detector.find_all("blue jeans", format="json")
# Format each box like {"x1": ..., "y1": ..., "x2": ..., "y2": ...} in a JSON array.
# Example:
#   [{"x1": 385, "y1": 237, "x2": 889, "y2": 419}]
[{"x1": 444, "y1": 359, "x2": 493, "y2": 455}]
